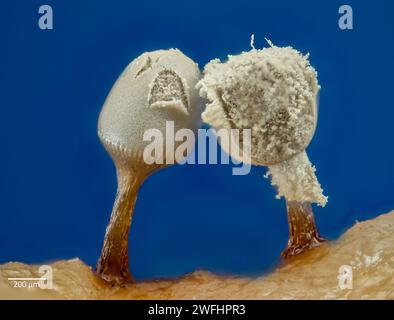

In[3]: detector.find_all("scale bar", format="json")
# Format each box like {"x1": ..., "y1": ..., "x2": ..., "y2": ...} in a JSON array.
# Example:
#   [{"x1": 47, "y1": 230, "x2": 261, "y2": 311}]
[{"x1": 8, "y1": 277, "x2": 45, "y2": 281}]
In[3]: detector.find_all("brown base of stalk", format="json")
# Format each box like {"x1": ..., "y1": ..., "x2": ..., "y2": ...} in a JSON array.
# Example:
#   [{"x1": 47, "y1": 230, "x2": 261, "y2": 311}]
[
  {"x1": 281, "y1": 200, "x2": 326, "y2": 259},
  {"x1": 96, "y1": 166, "x2": 143, "y2": 286}
]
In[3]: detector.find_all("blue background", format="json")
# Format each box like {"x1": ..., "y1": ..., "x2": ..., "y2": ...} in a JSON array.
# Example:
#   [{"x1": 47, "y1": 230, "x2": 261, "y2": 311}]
[{"x1": 1, "y1": 0, "x2": 393, "y2": 280}]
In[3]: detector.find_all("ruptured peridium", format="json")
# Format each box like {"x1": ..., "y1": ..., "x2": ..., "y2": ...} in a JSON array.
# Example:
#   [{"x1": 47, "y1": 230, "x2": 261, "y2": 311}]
[
  {"x1": 97, "y1": 49, "x2": 201, "y2": 285},
  {"x1": 197, "y1": 42, "x2": 327, "y2": 259},
  {"x1": 148, "y1": 69, "x2": 190, "y2": 114}
]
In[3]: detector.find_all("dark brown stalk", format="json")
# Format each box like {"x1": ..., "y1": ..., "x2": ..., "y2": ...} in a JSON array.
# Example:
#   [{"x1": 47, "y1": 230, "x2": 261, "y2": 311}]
[{"x1": 281, "y1": 200, "x2": 326, "y2": 259}]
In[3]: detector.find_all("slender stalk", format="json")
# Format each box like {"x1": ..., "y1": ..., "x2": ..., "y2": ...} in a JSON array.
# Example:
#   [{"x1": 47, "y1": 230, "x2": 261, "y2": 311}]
[
  {"x1": 281, "y1": 200, "x2": 326, "y2": 259},
  {"x1": 96, "y1": 166, "x2": 143, "y2": 285}
]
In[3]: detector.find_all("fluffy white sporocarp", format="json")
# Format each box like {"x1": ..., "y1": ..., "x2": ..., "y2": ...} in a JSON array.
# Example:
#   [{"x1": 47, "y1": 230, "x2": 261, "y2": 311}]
[{"x1": 197, "y1": 42, "x2": 327, "y2": 258}]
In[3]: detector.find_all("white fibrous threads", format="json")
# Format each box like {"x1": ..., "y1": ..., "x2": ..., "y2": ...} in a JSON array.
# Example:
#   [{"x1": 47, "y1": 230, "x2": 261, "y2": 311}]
[
  {"x1": 197, "y1": 42, "x2": 327, "y2": 207},
  {"x1": 197, "y1": 44, "x2": 319, "y2": 165},
  {"x1": 266, "y1": 151, "x2": 327, "y2": 206}
]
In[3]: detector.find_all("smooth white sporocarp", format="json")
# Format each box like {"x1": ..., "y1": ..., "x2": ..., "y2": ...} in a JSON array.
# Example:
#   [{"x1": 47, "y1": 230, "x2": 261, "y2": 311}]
[{"x1": 97, "y1": 49, "x2": 202, "y2": 285}]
